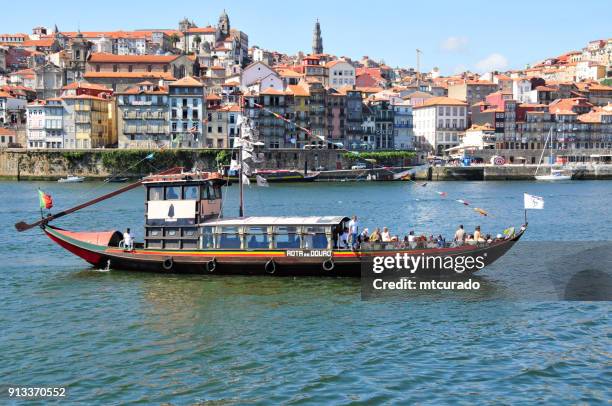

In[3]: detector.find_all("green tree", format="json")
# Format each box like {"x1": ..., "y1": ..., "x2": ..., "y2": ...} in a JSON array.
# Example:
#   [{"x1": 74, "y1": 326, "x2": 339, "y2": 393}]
[
  {"x1": 193, "y1": 34, "x2": 202, "y2": 54},
  {"x1": 169, "y1": 33, "x2": 180, "y2": 50}
]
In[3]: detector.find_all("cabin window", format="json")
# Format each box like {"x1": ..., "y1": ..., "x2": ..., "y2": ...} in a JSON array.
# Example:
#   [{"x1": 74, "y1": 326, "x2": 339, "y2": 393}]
[
  {"x1": 183, "y1": 185, "x2": 199, "y2": 200},
  {"x1": 203, "y1": 183, "x2": 221, "y2": 200},
  {"x1": 275, "y1": 226, "x2": 300, "y2": 248},
  {"x1": 201, "y1": 226, "x2": 215, "y2": 249},
  {"x1": 165, "y1": 186, "x2": 181, "y2": 200},
  {"x1": 219, "y1": 226, "x2": 241, "y2": 248},
  {"x1": 149, "y1": 187, "x2": 164, "y2": 201},
  {"x1": 246, "y1": 226, "x2": 269, "y2": 249},
  {"x1": 303, "y1": 226, "x2": 328, "y2": 249}
]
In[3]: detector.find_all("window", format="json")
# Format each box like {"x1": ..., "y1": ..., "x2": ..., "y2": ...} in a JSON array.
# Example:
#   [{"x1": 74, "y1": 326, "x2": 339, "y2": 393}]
[
  {"x1": 148, "y1": 187, "x2": 163, "y2": 201},
  {"x1": 201, "y1": 226, "x2": 215, "y2": 248},
  {"x1": 165, "y1": 186, "x2": 181, "y2": 200},
  {"x1": 113, "y1": 64, "x2": 118, "y2": 72},
  {"x1": 217, "y1": 126, "x2": 222, "y2": 133},
  {"x1": 183, "y1": 185, "x2": 199, "y2": 200},
  {"x1": 303, "y1": 226, "x2": 328, "y2": 249},
  {"x1": 246, "y1": 226, "x2": 269, "y2": 249},
  {"x1": 219, "y1": 226, "x2": 241, "y2": 248},
  {"x1": 203, "y1": 183, "x2": 221, "y2": 200},
  {"x1": 128, "y1": 65, "x2": 133, "y2": 72},
  {"x1": 172, "y1": 122, "x2": 177, "y2": 131},
  {"x1": 275, "y1": 226, "x2": 300, "y2": 248}
]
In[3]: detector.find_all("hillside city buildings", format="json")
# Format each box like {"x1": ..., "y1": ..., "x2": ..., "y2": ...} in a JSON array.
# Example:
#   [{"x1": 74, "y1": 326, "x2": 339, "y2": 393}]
[{"x1": 0, "y1": 11, "x2": 611, "y2": 163}]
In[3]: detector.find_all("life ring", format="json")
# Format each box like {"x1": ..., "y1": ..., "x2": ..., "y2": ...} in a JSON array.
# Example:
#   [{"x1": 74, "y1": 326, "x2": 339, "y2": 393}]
[
  {"x1": 162, "y1": 257, "x2": 174, "y2": 271},
  {"x1": 322, "y1": 258, "x2": 335, "y2": 271},
  {"x1": 265, "y1": 258, "x2": 276, "y2": 274},
  {"x1": 206, "y1": 258, "x2": 217, "y2": 273}
]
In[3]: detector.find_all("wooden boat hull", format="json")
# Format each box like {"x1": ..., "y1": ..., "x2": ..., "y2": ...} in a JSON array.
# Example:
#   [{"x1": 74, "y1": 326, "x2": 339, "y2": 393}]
[{"x1": 43, "y1": 225, "x2": 524, "y2": 277}]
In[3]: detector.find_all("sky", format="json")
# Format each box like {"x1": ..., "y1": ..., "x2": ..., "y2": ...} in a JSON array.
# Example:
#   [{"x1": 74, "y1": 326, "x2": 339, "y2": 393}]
[{"x1": 5, "y1": 0, "x2": 611, "y2": 75}]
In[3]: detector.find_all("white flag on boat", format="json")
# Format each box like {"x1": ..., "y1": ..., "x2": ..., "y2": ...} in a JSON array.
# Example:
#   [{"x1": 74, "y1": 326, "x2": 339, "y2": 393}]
[
  {"x1": 229, "y1": 159, "x2": 240, "y2": 171},
  {"x1": 241, "y1": 173, "x2": 250, "y2": 185},
  {"x1": 256, "y1": 175, "x2": 269, "y2": 187},
  {"x1": 524, "y1": 193, "x2": 544, "y2": 210}
]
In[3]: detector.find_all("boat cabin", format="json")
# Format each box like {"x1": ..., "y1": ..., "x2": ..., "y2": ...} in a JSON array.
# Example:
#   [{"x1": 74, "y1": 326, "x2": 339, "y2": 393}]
[
  {"x1": 142, "y1": 172, "x2": 225, "y2": 250},
  {"x1": 198, "y1": 216, "x2": 350, "y2": 250}
]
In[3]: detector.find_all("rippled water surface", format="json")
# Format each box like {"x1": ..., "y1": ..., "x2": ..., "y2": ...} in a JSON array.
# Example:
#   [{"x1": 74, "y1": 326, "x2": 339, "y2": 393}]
[{"x1": 1, "y1": 180, "x2": 610, "y2": 404}]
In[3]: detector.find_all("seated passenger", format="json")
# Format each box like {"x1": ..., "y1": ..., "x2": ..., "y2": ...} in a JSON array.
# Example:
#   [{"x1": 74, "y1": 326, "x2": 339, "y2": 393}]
[
  {"x1": 338, "y1": 228, "x2": 349, "y2": 249},
  {"x1": 370, "y1": 228, "x2": 382, "y2": 242},
  {"x1": 474, "y1": 226, "x2": 482, "y2": 241},
  {"x1": 360, "y1": 228, "x2": 370, "y2": 242},
  {"x1": 465, "y1": 234, "x2": 476, "y2": 245},
  {"x1": 436, "y1": 235, "x2": 445, "y2": 248},
  {"x1": 381, "y1": 227, "x2": 391, "y2": 242}
]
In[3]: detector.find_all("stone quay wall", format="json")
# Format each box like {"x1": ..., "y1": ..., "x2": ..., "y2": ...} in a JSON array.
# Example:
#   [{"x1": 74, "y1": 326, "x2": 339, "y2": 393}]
[{"x1": 0, "y1": 148, "x2": 362, "y2": 180}]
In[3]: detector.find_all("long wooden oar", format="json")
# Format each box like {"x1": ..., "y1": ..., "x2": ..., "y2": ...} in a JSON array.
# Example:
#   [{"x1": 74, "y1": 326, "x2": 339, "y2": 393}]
[{"x1": 15, "y1": 167, "x2": 183, "y2": 232}]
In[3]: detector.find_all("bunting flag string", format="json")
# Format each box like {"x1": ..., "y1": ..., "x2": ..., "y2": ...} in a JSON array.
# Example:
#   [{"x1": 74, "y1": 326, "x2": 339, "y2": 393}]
[
  {"x1": 404, "y1": 176, "x2": 491, "y2": 217},
  {"x1": 250, "y1": 100, "x2": 490, "y2": 217},
  {"x1": 253, "y1": 102, "x2": 315, "y2": 138}
]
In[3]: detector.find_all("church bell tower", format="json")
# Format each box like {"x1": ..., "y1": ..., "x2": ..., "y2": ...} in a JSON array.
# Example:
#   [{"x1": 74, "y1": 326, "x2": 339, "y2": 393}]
[{"x1": 312, "y1": 19, "x2": 323, "y2": 55}]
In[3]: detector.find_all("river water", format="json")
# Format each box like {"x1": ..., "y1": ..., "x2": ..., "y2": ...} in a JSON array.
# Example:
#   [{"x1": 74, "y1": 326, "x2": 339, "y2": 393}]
[{"x1": 1, "y1": 180, "x2": 610, "y2": 404}]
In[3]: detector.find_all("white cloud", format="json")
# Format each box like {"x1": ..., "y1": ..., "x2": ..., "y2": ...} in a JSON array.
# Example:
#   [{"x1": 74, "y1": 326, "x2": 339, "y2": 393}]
[
  {"x1": 475, "y1": 53, "x2": 508, "y2": 72},
  {"x1": 441, "y1": 36, "x2": 469, "y2": 52}
]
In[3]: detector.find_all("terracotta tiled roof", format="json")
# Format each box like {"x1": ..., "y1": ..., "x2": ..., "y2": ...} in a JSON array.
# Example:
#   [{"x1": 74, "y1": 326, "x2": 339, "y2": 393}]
[
  {"x1": 21, "y1": 38, "x2": 56, "y2": 47},
  {"x1": 206, "y1": 93, "x2": 222, "y2": 100},
  {"x1": 61, "y1": 81, "x2": 112, "y2": 91},
  {"x1": 548, "y1": 97, "x2": 593, "y2": 115},
  {"x1": 286, "y1": 84, "x2": 310, "y2": 97},
  {"x1": 260, "y1": 87, "x2": 285, "y2": 95},
  {"x1": 577, "y1": 109, "x2": 610, "y2": 123},
  {"x1": 169, "y1": 76, "x2": 203, "y2": 87},
  {"x1": 0, "y1": 91, "x2": 13, "y2": 98},
  {"x1": 83, "y1": 71, "x2": 176, "y2": 80},
  {"x1": 88, "y1": 52, "x2": 179, "y2": 63},
  {"x1": 185, "y1": 27, "x2": 216, "y2": 34},
  {"x1": 0, "y1": 127, "x2": 17, "y2": 136},
  {"x1": 414, "y1": 96, "x2": 467, "y2": 108},
  {"x1": 62, "y1": 94, "x2": 109, "y2": 101},
  {"x1": 276, "y1": 69, "x2": 303, "y2": 78},
  {"x1": 355, "y1": 86, "x2": 383, "y2": 94}
]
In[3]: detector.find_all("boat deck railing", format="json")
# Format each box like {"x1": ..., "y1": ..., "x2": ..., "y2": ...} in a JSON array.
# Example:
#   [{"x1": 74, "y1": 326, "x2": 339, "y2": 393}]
[{"x1": 355, "y1": 239, "x2": 505, "y2": 251}]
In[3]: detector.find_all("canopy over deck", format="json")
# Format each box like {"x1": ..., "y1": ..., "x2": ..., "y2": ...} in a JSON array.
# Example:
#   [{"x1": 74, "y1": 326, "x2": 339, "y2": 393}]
[{"x1": 201, "y1": 216, "x2": 350, "y2": 227}]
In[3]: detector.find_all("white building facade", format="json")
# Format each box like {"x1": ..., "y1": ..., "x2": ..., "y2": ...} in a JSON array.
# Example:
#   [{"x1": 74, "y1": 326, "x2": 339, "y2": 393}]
[
  {"x1": 327, "y1": 60, "x2": 355, "y2": 88},
  {"x1": 413, "y1": 97, "x2": 467, "y2": 155},
  {"x1": 512, "y1": 79, "x2": 532, "y2": 104}
]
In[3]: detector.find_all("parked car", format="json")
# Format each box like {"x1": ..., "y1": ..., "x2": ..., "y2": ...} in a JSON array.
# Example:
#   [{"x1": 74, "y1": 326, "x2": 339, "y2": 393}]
[{"x1": 351, "y1": 163, "x2": 367, "y2": 170}]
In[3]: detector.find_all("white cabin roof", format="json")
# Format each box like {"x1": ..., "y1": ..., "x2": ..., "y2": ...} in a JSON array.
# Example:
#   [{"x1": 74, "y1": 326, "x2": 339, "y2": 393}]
[{"x1": 201, "y1": 216, "x2": 349, "y2": 227}]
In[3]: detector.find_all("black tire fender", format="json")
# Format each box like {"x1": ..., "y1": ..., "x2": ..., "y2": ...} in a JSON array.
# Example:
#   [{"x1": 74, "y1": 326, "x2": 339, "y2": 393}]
[
  {"x1": 265, "y1": 258, "x2": 276, "y2": 274},
  {"x1": 162, "y1": 257, "x2": 174, "y2": 271},
  {"x1": 206, "y1": 257, "x2": 217, "y2": 273},
  {"x1": 322, "y1": 258, "x2": 335, "y2": 271}
]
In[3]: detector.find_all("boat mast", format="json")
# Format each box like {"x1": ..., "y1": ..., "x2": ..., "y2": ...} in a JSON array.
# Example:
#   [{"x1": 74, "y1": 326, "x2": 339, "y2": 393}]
[
  {"x1": 535, "y1": 128, "x2": 551, "y2": 176},
  {"x1": 239, "y1": 143, "x2": 244, "y2": 217}
]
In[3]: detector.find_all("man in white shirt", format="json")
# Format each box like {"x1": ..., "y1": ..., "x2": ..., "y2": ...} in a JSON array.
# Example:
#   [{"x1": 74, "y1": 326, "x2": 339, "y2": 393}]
[
  {"x1": 348, "y1": 216, "x2": 359, "y2": 249},
  {"x1": 123, "y1": 228, "x2": 134, "y2": 251}
]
